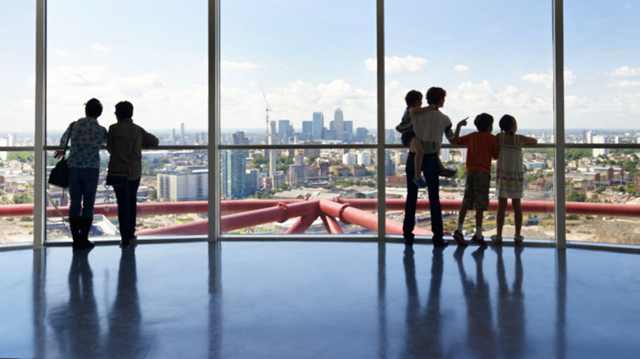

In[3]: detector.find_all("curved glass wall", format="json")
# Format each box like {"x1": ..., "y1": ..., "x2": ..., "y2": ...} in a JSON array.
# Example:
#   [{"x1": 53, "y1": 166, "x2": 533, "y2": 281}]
[{"x1": 0, "y1": 0, "x2": 639, "y2": 248}]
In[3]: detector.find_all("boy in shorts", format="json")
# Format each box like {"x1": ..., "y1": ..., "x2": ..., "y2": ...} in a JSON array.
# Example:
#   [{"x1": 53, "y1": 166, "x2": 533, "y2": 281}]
[
  {"x1": 452, "y1": 113, "x2": 499, "y2": 246},
  {"x1": 396, "y1": 90, "x2": 457, "y2": 188}
]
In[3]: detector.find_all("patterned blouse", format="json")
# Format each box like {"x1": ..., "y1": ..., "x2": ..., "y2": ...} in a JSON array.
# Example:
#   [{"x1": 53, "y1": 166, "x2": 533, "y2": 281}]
[{"x1": 59, "y1": 117, "x2": 108, "y2": 169}]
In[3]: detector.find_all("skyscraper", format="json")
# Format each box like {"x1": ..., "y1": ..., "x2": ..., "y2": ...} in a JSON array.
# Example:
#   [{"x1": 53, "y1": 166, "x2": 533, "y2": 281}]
[
  {"x1": 278, "y1": 119, "x2": 291, "y2": 143},
  {"x1": 593, "y1": 135, "x2": 609, "y2": 157},
  {"x1": 334, "y1": 108, "x2": 344, "y2": 142},
  {"x1": 221, "y1": 150, "x2": 247, "y2": 199},
  {"x1": 269, "y1": 121, "x2": 277, "y2": 181},
  {"x1": 312, "y1": 112, "x2": 324, "y2": 140},
  {"x1": 344, "y1": 121, "x2": 353, "y2": 135}
]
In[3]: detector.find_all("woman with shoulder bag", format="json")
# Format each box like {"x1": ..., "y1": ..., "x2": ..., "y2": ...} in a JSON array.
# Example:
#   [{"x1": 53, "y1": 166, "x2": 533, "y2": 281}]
[
  {"x1": 54, "y1": 98, "x2": 108, "y2": 250},
  {"x1": 107, "y1": 101, "x2": 159, "y2": 249}
]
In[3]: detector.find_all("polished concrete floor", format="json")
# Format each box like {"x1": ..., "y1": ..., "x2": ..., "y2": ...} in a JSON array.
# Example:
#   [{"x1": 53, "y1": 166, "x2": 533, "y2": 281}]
[{"x1": 1, "y1": 241, "x2": 640, "y2": 358}]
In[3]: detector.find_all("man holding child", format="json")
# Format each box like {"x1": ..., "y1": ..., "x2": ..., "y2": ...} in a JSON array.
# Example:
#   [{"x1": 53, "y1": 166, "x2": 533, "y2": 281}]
[{"x1": 403, "y1": 87, "x2": 467, "y2": 247}]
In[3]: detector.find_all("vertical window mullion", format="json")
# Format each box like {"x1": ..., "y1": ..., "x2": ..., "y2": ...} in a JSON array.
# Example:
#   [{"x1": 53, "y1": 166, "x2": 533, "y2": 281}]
[
  {"x1": 553, "y1": 0, "x2": 566, "y2": 249},
  {"x1": 376, "y1": 0, "x2": 386, "y2": 240}
]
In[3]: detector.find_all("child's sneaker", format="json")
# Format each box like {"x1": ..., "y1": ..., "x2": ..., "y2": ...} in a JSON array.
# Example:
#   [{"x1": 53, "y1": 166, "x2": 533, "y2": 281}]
[
  {"x1": 453, "y1": 230, "x2": 467, "y2": 246},
  {"x1": 413, "y1": 177, "x2": 427, "y2": 188},
  {"x1": 471, "y1": 234, "x2": 487, "y2": 246},
  {"x1": 440, "y1": 168, "x2": 457, "y2": 178}
]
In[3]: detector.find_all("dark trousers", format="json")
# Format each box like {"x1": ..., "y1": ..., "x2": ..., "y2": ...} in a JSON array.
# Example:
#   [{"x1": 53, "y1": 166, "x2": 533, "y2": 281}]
[
  {"x1": 113, "y1": 178, "x2": 141, "y2": 242},
  {"x1": 403, "y1": 153, "x2": 444, "y2": 244}
]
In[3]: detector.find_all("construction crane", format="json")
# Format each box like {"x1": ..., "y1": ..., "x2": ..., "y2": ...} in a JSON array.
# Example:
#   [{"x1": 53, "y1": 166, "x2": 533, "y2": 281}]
[{"x1": 260, "y1": 85, "x2": 271, "y2": 136}]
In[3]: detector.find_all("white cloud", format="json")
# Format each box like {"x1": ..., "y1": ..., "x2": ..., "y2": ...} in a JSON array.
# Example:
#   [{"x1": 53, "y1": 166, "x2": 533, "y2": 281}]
[
  {"x1": 455, "y1": 64, "x2": 471, "y2": 74},
  {"x1": 520, "y1": 72, "x2": 552, "y2": 88},
  {"x1": 43, "y1": 65, "x2": 204, "y2": 131},
  {"x1": 520, "y1": 68, "x2": 575, "y2": 88},
  {"x1": 607, "y1": 81, "x2": 640, "y2": 88},
  {"x1": 365, "y1": 55, "x2": 427, "y2": 75},
  {"x1": 612, "y1": 66, "x2": 640, "y2": 77},
  {"x1": 221, "y1": 61, "x2": 258, "y2": 70},
  {"x1": 56, "y1": 50, "x2": 74, "y2": 58},
  {"x1": 91, "y1": 43, "x2": 110, "y2": 53}
]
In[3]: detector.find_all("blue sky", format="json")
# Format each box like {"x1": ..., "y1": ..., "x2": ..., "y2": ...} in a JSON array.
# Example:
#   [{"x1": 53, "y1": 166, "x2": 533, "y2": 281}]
[{"x1": 1, "y1": 0, "x2": 639, "y2": 135}]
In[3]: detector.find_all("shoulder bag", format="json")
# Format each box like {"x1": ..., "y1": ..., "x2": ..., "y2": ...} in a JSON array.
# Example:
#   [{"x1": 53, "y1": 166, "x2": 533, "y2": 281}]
[{"x1": 48, "y1": 122, "x2": 75, "y2": 188}]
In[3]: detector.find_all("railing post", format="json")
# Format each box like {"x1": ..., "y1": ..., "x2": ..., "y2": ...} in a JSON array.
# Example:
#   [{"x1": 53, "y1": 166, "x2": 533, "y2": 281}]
[{"x1": 553, "y1": 0, "x2": 566, "y2": 249}]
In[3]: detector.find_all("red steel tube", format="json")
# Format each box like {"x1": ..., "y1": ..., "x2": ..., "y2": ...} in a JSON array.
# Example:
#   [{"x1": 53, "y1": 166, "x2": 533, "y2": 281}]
[
  {"x1": 220, "y1": 199, "x2": 302, "y2": 214},
  {"x1": 284, "y1": 212, "x2": 320, "y2": 235},
  {"x1": 136, "y1": 220, "x2": 208, "y2": 236},
  {"x1": 220, "y1": 200, "x2": 319, "y2": 233},
  {"x1": 320, "y1": 213, "x2": 343, "y2": 234},
  {"x1": 318, "y1": 199, "x2": 431, "y2": 236}
]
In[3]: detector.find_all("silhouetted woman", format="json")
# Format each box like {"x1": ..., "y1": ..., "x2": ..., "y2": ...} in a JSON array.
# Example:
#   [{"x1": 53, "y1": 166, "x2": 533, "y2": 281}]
[{"x1": 55, "y1": 98, "x2": 107, "y2": 250}]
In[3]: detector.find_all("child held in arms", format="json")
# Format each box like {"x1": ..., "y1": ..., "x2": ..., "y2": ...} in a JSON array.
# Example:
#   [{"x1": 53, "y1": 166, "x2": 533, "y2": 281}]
[{"x1": 395, "y1": 90, "x2": 457, "y2": 188}]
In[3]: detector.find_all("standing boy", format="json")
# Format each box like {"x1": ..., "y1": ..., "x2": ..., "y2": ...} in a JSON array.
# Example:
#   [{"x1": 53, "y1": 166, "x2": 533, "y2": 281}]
[{"x1": 452, "y1": 113, "x2": 499, "y2": 246}]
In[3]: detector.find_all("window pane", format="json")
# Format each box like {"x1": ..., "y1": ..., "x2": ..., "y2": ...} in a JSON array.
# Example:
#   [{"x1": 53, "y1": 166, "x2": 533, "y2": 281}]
[
  {"x1": 565, "y1": 146, "x2": 640, "y2": 244},
  {"x1": 45, "y1": 150, "x2": 208, "y2": 243},
  {"x1": 385, "y1": 1, "x2": 554, "y2": 144},
  {"x1": 221, "y1": 0, "x2": 376, "y2": 144},
  {"x1": 0, "y1": 151, "x2": 34, "y2": 244},
  {"x1": 565, "y1": 0, "x2": 640, "y2": 141},
  {"x1": 387, "y1": 146, "x2": 555, "y2": 242},
  {"x1": 220, "y1": 147, "x2": 378, "y2": 236},
  {"x1": 0, "y1": 1, "x2": 35, "y2": 141},
  {"x1": 47, "y1": 0, "x2": 207, "y2": 144}
]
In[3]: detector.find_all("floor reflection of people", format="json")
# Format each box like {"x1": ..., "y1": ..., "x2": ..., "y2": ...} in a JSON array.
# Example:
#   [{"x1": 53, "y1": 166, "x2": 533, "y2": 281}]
[
  {"x1": 107, "y1": 249, "x2": 143, "y2": 358},
  {"x1": 401, "y1": 247, "x2": 444, "y2": 358},
  {"x1": 494, "y1": 245, "x2": 525, "y2": 358},
  {"x1": 455, "y1": 246, "x2": 496, "y2": 358},
  {"x1": 48, "y1": 251, "x2": 100, "y2": 357}
]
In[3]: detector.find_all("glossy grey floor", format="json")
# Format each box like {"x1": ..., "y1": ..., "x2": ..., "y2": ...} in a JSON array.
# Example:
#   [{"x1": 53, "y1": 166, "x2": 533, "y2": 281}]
[{"x1": 1, "y1": 241, "x2": 640, "y2": 359}]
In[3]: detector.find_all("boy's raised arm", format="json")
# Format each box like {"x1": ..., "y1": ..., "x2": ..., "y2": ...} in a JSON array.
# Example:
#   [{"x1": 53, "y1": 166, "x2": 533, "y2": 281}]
[{"x1": 449, "y1": 118, "x2": 468, "y2": 144}]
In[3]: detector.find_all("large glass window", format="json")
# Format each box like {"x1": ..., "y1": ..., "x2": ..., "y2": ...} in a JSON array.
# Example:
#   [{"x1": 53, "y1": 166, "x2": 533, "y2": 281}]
[
  {"x1": 220, "y1": 0, "x2": 376, "y2": 143},
  {"x1": 45, "y1": 0, "x2": 208, "y2": 242},
  {"x1": 565, "y1": 0, "x2": 640, "y2": 142},
  {"x1": 385, "y1": 0, "x2": 554, "y2": 144},
  {"x1": 0, "y1": 2, "x2": 36, "y2": 244},
  {"x1": 564, "y1": 1, "x2": 640, "y2": 244},
  {"x1": 219, "y1": 147, "x2": 379, "y2": 236}
]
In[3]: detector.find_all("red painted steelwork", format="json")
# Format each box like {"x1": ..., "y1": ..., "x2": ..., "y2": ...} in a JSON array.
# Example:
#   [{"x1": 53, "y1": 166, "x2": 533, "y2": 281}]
[
  {"x1": 320, "y1": 213, "x2": 343, "y2": 234},
  {"x1": 137, "y1": 220, "x2": 208, "y2": 236},
  {"x1": 219, "y1": 200, "x2": 318, "y2": 233},
  {"x1": 318, "y1": 199, "x2": 432, "y2": 236},
  {"x1": 5, "y1": 199, "x2": 640, "y2": 237},
  {"x1": 284, "y1": 212, "x2": 319, "y2": 234},
  {"x1": 220, "y1": 199, "x2": 302, "y2": 214}
]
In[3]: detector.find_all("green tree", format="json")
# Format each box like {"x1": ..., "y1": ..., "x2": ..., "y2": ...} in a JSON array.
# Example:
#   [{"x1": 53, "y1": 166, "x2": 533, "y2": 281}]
[
  {"x1": 587, "y1": 194, "x2": 600, "y2": 203},
  {"x1": 8, "y1": 152, "x2": 34, "y2": 163},
  {"x1": 13, "y1": 192, "x2": 34, "y2": 204},
  {"x1": 596, "y1": 185, "x2": 606, "y2": 194},
  {"x1": 279, "y1": 182, "x2": 289, "y2": 191},
  {"x1": 566, "y1": 190, "x2": 586, "y2": 202},
  {"x1": 150, "y1": 188, "x2": 158, "y2": 200}
]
